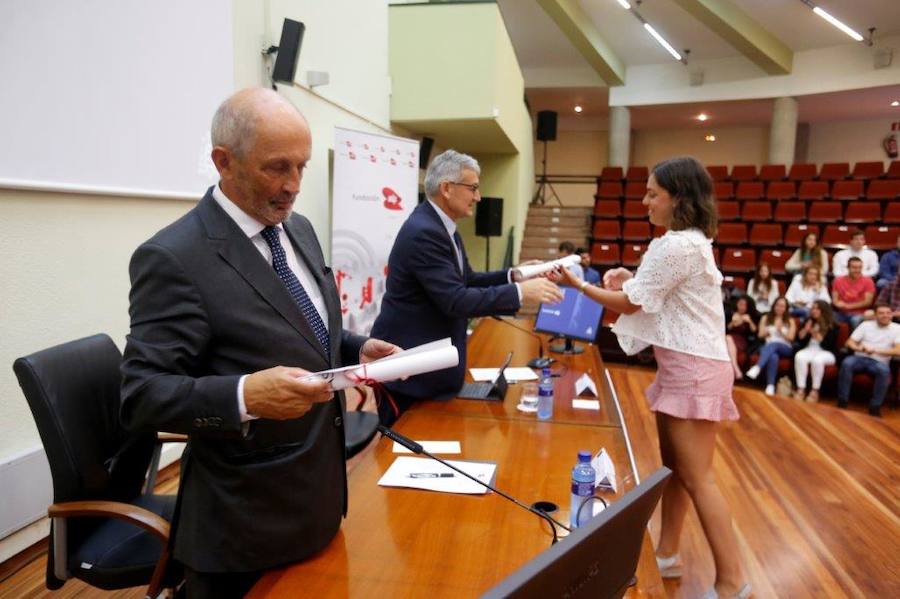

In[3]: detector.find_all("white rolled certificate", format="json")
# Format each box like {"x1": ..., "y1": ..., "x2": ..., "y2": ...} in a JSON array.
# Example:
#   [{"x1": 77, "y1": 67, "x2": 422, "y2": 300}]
[
  {"x1": 512, "y1": 254, "x2": 581, "y2": 280},
  {"x1": 299, "y1": 338, "x2": 459, "y2": 391}
]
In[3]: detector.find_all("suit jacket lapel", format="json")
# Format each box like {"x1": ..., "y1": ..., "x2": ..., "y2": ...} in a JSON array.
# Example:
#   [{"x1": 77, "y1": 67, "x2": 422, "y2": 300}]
[{"x1": 422, "y1": 201, "x2": 464, "y2": 277}]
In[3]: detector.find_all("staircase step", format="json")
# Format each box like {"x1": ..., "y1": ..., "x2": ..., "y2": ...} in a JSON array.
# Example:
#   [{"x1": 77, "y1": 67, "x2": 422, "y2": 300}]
[
  {"x1": 523, "y1": 226, "x2": 588, "y2": 239},
  {"x1": 527, "y1": 214, "x2": 591, "y2": 228}
]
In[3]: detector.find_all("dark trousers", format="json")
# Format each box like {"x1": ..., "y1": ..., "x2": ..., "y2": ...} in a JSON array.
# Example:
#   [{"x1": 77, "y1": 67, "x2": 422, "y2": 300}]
[
  {"x1": 184, "y1": 567, "x2": 263, "y2": 599},
  {"x1": 757, "y1": 342, "x2": 794, "y2": 385},
  {"x1": 837, "y1": 354, "x2": 891, "y2": 408}
]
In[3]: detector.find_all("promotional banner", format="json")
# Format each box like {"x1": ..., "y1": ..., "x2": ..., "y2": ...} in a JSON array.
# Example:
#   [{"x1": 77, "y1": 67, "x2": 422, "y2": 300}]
[{"x1": 332, "y1": 127, "x2": 419, "y2": 334}]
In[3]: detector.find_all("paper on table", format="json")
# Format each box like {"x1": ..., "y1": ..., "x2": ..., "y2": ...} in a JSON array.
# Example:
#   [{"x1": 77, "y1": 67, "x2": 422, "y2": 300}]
[
  {"x1": 298, "y1": 338, "x2": 458, "y2": 391},
  {"x1": 378, "y1": 456, "x2": 497, "y2": 495},
  {"x1": 572, "y1": 399, "x2": 600, "y2": 411},
  {"x1": 392, "y1": 441, "x2": 461, "y2": 455},
  {"x1": 469, "y1": 367, "x2": 538, "y2": 383},
  {"x1": 574, "y1": 373, "x2": 598, "y2": 396},
  {"x1": 592, "y1": 449, "x2": 617, "y2": 493},
  {"x1": 512, "y1": 254, "x2": 580, "y2": 280}
]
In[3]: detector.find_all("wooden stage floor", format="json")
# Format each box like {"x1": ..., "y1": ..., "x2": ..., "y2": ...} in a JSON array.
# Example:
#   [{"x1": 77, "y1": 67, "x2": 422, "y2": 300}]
[{"x1": 2, "y1": 364, "x2": 898, "y2": 598}]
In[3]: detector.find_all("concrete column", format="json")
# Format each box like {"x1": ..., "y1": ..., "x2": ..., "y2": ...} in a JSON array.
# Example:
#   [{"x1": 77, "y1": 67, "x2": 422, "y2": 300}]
[
  {"x1": 769, "y1": 96, "x2": 798, "y2": 166},
  {"x1": 608, "y1": 106, "x2": 631, "y2": 169}
]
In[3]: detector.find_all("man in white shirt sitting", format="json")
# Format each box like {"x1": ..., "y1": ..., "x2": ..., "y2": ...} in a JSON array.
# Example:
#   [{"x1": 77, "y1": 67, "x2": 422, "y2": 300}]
[
  {"x1": 837, "y1": 303, "x2": 900, "y2": 417},
  {"x1": 832, "y1": 229, "x2": 879, "y2": 278}
]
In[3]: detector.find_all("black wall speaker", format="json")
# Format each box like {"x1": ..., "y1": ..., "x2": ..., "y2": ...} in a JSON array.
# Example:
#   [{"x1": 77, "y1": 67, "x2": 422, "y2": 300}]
[
  {"x1": 419, "y1": 136, "x2": 434, "y2": 170},
  {"x1": 272, "y1": 19, "x2": 305, "y2": 83},
  {"x1": 536, "y1": 110, "x2": 558, "y2": 142},
  {"x1": 476, "y1": 197, "x2": 503, "y2": 238}
]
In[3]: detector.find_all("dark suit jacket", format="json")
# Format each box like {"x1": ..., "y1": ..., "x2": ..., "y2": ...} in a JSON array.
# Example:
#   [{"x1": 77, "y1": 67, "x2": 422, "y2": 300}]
[
  {"x1": 371, "y1": 201, "x2": 519, "y2": 400},
  {"x1": 120, "y1": 188, "x2": 366, "y2": 573}
]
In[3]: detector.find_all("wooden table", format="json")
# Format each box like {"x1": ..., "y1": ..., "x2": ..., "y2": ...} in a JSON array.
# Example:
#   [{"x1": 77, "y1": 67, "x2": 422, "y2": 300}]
[{"x1": 249, "y1": 318, "x2": 664, "y2": 599}]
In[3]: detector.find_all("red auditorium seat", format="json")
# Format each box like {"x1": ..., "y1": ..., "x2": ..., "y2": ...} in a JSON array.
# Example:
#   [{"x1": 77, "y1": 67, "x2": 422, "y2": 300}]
[
  {"x1": 884, "y1": 202, "x2": 900, "y2": 224},
  {"x1": 851, "y1": 161, "x2": 884, "y2": 179},
  {"x1": 593, "y1": 199, "x2": 621, "y2": 218},
  {"x1": 623, "y1": 200, "x2": 646, "y2": 219},
  {"x1": 760, "y1": 249, "x2": 790, "y2": 274},
  {"x1": 600, "y1": 167, "x2": 624, "y2": 181},
  {"x1": 622, "y1": 243, "x2": 647, "y2": 267},
  {"x1": 831, "y1": 180, "x2": 864, "y2": 201},
  {"x1": 591, "y1": 242, "x2": 620, "y2": 266},
  {"x1": 865, "y1": 226, "x2": 898, "y2": 250},
  {"x1": 766, "y1": 181, "x2": 796, "y2": 200},
  {"x1": 625, "y1": 166, "x2": 649, "y2": 182},
  {"x1": 822, "y1": 225, "x2": 852, "y2": 248},
  {"x1": 713, "y1": 181, "x2": 734, "y2": 200},
  {"x1": 788, "y1": 163, "x2": 817, "y2": 182},
  {"x1": 717, "y1": 223, "x2": 748, "y2": 245},
  {"x1": 808, "y1": 202, "x2": 842, "y2": 222},
  {"x1": 867, "y1": 179, "x2": 900, "y2": 201},
  {"x1": 596, "y1": 181, "x2": 624, "y2": 199},
  {"x1": 797, "y1": 181, "x2": 829, "y2": 201},
  {"x1": 624, "y1": 181, "x2": 645, "y2": 200},
  {"x1": 888, "y1": 161, "x2": 900, "y2": 179},
  {"x1": 730, "y1": 165, "x2": 757, "y2": 181},
  {"x1": 622, "y1": 221, "x2": 651, "y2": 241},
  {"x1": 749, "y1": 224, "x2": 782, "y2": 246},
  {"x1": 717, "y1": 201, "x2": 740, "y2": 221},
  {"x1": 707, "y1": 165, "x2": 729, "y2": 181},
  {"x1": 774, "y1": 201, "x2": 805, "y2": 222},
  {"x1": 592, "y1": 220, "x2": 620, "y2": 240},
  {"x1": 722, "y1": 275, "x2": 747, "y2": 291},
  {"x1": 741, "y1": 201, "x2": 773, "y2": 222},
  {"x1": 653, "y1": 226, "x2": 667, "y2": 238},
  {"x1": 735, "y1": 181, "x2": 765, "y2": 201},
  {"x1": 819, "y1": 162, "x2": 850, "y2": 181},
  {"x1": 844, "y1": 202, "x2": 881, "y2": 223},
  {"x1": 759, "y1": 164, "x2": 786, "y2": 181},
  {"x1": 785, "y1": 224, "x2": 819, "y2": 247},
  {"x1": 721, "y1": 248, "x2": 756, "y2": 273}
]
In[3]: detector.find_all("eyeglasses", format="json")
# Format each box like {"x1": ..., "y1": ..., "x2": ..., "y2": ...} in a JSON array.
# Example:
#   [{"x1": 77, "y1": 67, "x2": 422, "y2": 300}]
[{"x1": 449, "y1": 182, "x2": 480, "y2": 194}]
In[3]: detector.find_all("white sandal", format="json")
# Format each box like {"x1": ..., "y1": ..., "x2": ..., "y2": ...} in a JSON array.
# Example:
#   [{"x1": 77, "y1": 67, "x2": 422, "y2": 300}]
[{"x1": 655, "y1": 553, "x2": 682, "y2": 578}]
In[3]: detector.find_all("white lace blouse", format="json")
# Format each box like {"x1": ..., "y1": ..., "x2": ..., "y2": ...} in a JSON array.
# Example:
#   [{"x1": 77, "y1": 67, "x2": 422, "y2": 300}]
[{"x1": 613, "y1": 229, "x2": 729, "y2": 361}]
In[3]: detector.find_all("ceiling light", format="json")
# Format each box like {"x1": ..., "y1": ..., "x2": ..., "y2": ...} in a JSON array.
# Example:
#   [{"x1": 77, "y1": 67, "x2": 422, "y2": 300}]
[
  {"x1": 616, "y1": 0, "x2": 632, "y2": 9},
  {"x1": 705, "y1": 134, "x2": 716, "y2": 142},
  {"x1": 697, "y1": 113, "x2": 708, "y2": 121},
  {"x1": 643, "y1": 23, "x2": 682, "y2": 61},
  {"x1": 892, "y1": 100, "x2": 899, "y2": 107},
  {"x1": 574, "y1": 105, "x2": 583, "y2": 113},
  {"x1": 811, "y1": 5, "x2": 864, "y2": 42}
]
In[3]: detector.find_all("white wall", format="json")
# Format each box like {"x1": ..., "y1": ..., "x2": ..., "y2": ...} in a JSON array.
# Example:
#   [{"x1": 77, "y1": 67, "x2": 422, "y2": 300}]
[
  {"x1": 806, "y1": 118, "x2": 896, "y2": 166},
  {"x1": 633, "y1": 125, "x2": 769, "y2": 170}
]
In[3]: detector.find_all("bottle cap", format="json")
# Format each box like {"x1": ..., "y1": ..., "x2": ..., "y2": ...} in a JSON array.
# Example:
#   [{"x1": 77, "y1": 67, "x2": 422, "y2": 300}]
[{"x1": 578, "y1": 450, "x2": 592, "y2": 462}]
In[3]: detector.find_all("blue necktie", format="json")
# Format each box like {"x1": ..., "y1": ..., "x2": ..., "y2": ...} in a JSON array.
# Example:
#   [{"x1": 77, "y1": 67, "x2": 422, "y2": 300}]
[{"x1": 260, "y1": 226, "x2": 330, "y2": 356}]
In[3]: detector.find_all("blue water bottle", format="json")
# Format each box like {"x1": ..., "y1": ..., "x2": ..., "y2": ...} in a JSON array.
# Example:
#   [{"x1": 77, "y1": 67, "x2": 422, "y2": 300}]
[
  {"x1": 570, "y1": 450, "x2": 596, "y2": 528},
  {"x1": 537, "y1": 367, "x2": 554, "y2": 420}
]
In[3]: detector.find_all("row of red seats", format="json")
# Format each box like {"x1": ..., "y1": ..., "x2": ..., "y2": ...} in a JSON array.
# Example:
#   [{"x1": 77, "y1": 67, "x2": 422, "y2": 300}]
[
  {"x1": 595, "y1": 179, "x2": 900, "y2": 202},
  {"x1": 716, "y1": 200, "x2": 900, "y2": 223},
  {"x1": 715, "y1": 223, "x2": 898, "y2": 249},
  {"x1": 598, "y1": 161, "x2": 900, "y2": 184}
]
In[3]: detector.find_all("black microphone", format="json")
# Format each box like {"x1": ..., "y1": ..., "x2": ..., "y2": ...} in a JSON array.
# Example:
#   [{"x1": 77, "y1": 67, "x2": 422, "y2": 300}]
[
  {"x1": 377, "y1": 424, "x2": 570, "y2": 544},
  {"x1": 490, "y1": 316, "x2": 552, "y2": 369}
]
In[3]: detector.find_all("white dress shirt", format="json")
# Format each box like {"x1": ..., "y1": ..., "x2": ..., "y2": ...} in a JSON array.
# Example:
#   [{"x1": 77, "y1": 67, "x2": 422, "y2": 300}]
[
  {"x1": 212, "y1": 185, "x2": 329, "y2": 421},
  {"x1": 832, "y1": 247, "x2": 879, "y2": 278}
]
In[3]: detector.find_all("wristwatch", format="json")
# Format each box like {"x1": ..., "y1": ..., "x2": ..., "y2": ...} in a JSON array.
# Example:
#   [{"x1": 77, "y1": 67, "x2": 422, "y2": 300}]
[{"x1": 579, "y1": 280, "x2": 589, "y2": 293}]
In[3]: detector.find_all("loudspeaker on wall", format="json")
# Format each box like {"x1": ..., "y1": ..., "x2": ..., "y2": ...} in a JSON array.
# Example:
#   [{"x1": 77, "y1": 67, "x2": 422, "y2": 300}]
[{"x1": 272, "y1": 19, "x2": 305, "y2": 83}]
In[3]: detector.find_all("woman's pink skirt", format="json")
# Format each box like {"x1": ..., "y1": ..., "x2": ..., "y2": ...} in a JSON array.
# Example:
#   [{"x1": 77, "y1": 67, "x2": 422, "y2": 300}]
[{"x1": 646, "y1": 346, "x2": 739, "y2": 421}]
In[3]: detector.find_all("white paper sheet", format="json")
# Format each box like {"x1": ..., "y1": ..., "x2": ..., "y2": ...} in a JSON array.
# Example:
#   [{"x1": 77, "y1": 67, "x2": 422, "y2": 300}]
[
  {"x1": 298, "y1": 338, "x2": 458, "y2": 391},
  {"x1": 592, "y1": 449, "x2": 617, "y2": 493},
  {"x1": 392, "y1": 441, "x2": 461, "y2": 455},
  {"x1": 572, "y1": 399, "x2": 600, "y2": 411},
  {"x1": 512, "y1": 254, "x2": 580, "y2": 280},
  {"x1": 377, "y1": 456, "x2": 497, "y2": 495},
  {"x1": 469, "y1": 367, "x2": 538, "y2": 382}
]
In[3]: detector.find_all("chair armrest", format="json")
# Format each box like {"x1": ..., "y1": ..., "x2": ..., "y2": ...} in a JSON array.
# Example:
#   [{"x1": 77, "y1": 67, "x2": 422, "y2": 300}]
[
  {"x1": 48, "y1": 500, "x2": 170, "y2": 542},
  {"x1": 157, "y1": 432, "x2": 188, "y2": 443}
]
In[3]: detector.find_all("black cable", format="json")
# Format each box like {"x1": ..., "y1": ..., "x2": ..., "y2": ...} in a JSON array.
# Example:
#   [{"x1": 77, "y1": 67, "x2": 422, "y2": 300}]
[{"x1": 575, "y1": 492, "x2": 609, "y2": 527}]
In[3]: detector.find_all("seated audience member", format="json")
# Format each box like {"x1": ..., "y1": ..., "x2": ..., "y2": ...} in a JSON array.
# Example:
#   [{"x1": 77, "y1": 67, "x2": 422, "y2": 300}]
[
  {"x1": 785, "y1": 231, "x2": 828, "y2": 282},
  {"x1": 831, "y1": 257, "x2": 875, "y2": 330},
  {"x1": 832, "y1": 229, "x2": 879, "y2": 278},
  {"x1": 874, "y1": 271, "x2": 900, "y2": 320},
  {"x1": 746, "y1": 261, "x2": 779, "y2": 313},
  {"x1": 558, "y1": 240, "x2": 584, "y2": 281},
  {"x1": 793, "y1": 300, "x2": 838, "y2": 403},
  {"x1": 725, "y1": 295, "x2": 759, "y2": 380},
  {"x1": 837, "y1": 303, "x2": 900, "y2": 417},
  {"x1": 785, "y1": 266, "x2": 830, "y2": 319},
  {"x1": 876, "y1": 234, "x2": 900, "y2": 289},
  {"x1": 576, "y1": 246, "x2": 601, "y2": 284},
  {"x1": 746, "y1": 296, "x2": 796, "y2": 396}
]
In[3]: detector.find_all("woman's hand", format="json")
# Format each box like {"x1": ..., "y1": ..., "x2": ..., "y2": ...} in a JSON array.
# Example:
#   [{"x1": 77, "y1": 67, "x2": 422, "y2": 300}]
[
  {"x1": 602, "y1": 267, "x2": 633, "y2": 291},
  {"x1": 556, "y1": 266, "x2": 583, "y2": 289}
]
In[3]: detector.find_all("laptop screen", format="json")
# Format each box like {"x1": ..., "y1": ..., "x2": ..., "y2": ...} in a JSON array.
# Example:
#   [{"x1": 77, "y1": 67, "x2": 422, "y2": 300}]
[{"x1": 533, "y1": 286, "x2": 604, "y2": 343}]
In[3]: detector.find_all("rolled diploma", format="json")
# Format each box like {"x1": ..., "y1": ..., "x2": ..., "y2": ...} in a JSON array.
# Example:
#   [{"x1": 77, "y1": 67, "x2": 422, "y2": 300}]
[
  {"x1": 328, "y1": 345, "x2": 459, "y2": 391},
  {"x1": 512, "y1": 254, "x2": 581, "y2": 280}
]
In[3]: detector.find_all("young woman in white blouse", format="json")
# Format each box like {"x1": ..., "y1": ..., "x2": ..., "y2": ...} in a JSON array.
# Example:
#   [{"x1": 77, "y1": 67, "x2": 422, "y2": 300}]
[
  {"x1": 785, "y1": 265, "x2": 830, "y2": 319},
  {"x1": 558, "y1": 157, "x2": 749, "y2": 599},
  {"x1": 746, "y1": 262, "x2": 779, "y2": 313}
]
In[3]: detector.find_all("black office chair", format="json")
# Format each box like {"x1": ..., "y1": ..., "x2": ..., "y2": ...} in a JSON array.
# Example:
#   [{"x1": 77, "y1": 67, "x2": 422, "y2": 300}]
[
  {"x1": 345, "y1": 406, "x2": 380, "y2": 458},
  {"x1": 13, "y1": 334, "x2": 183, "y2": 597}
]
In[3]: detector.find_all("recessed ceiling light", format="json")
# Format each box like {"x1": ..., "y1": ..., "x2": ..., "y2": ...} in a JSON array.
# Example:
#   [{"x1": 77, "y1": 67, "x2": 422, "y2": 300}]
[
  {"x1": 574, "y1": 105, "x2": 583, "y2": 113},
  {"x1": 705, "y1": 134, "x2": 716, "y2": 142},
  {"x1": 615, "y1": 0, "x2": 632, "y2": 9},
  {"x1": 697, "y1": 113, "x2": 708, "y2": 121},
  {"x1": 892, "y1": 100, "x2": 899, "y2": 107}
]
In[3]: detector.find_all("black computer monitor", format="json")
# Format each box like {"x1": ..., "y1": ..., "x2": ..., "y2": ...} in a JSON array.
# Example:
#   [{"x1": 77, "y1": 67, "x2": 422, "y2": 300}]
[
  {"x1": 482, "y1": 467, "x2": 671, "y2": 599},
  {"x1": 533, "y1": 286, "x2": 604, "y2": 355}
]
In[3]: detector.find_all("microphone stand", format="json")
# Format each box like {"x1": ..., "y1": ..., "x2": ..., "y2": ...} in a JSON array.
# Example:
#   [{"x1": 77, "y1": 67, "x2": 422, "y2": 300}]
[
  {"x1": 490, "y1": 316, "x2": 551, "y2": 369},
  {"x1": 378, "y1": 425, "x2": 570, "y2": 544}
]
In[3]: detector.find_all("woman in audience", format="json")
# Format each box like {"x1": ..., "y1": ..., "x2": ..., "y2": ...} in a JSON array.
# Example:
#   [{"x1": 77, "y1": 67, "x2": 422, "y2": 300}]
[
  {"x1": 793, "y1": 300, "x2": 838, "y2": 403},
  {"x1": 746, "y1": 296, "x2": 796, "y2": 396},
  {"x1": 557, "y1": 157, "x2": 749, "y2": 599},
  {"x1": 785, "y1": 265, "x2": 830, "y2": 319},
  {"x1": 785, "y1": 231, "x2": 828, "y2": 281},
  {"x1": 746, "y1": 262, "x2": 779, "y2": 313},
  {"x1": 725, "y1": 295, "x2": 759, "y2": 380}
]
